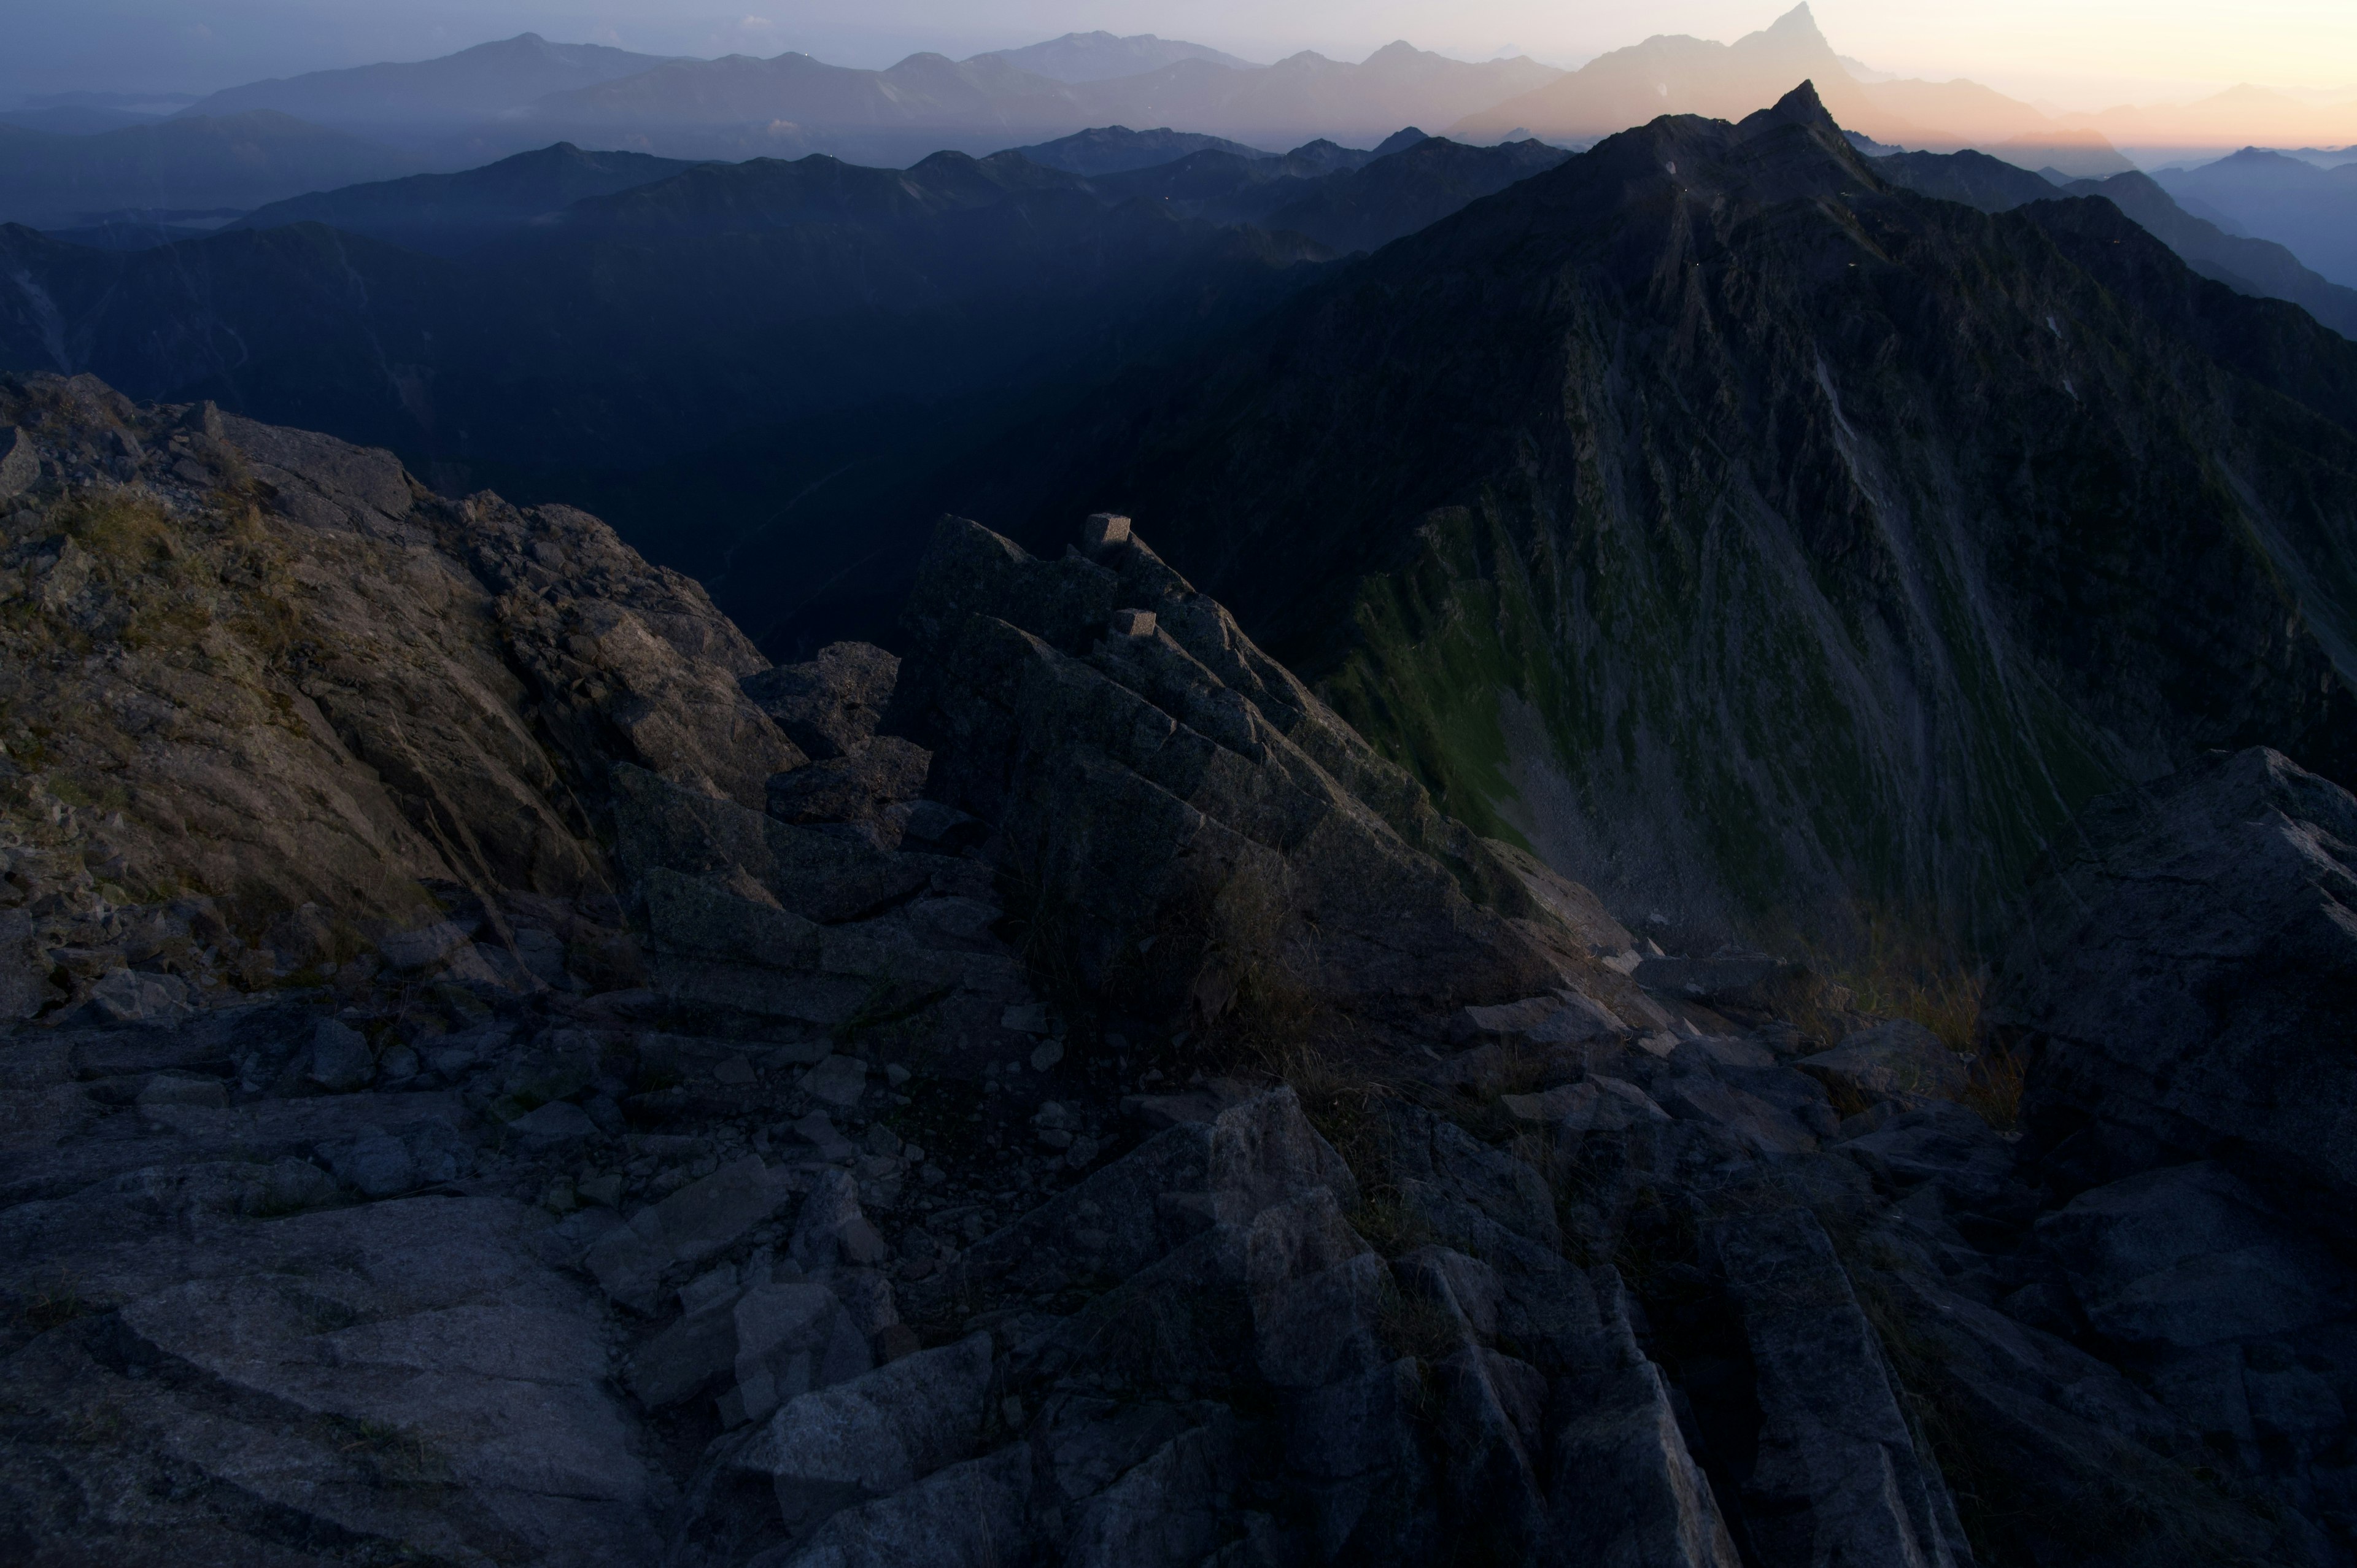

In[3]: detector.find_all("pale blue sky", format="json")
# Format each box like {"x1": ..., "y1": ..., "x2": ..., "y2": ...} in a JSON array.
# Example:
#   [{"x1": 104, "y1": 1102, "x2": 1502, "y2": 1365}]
[{"x1": 13, "y1": 0, "x2": 2356, "y2": 108}]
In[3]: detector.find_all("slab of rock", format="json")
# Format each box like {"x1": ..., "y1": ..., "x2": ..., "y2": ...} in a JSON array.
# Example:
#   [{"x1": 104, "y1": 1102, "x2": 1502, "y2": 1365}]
[
  {"x1": 741, "y1": 641, "x2": 900, "y2": 761},
  {"x1": 87, "y1": 968, "x2": 193, "y2": 1027},
  {"x1": 729, "y1": 1281, "x2": 873, "y2": 1426},
  {"x1": 1707, "y1": 1207, "x2": 1971, "y2": 1568},
  {"x1": 1998, "y1": 747, "x2": 2357, "y2": 1203},
  {"x1": 585, "y1": 1154, "x2": 795, "y2": 1313},
  {"x1": 1796, "y1": 1019, "x2": 1967, "y2": 1108},
  {"x1": 1501, "y1": 1076, "x2": 1669, "y2": 1132},
  {"x1": 733, "y1": 1330, "x2": 995, "y2": 1536},
  {"x1": 798, "y1": 1055, "x2": 870, "y2": 1110},
  {"x1": 2037, "y1": 1161, "x2": 2354, "y2": 1351},
  {"x1": 105, "y1": 1195, "x2": 662, "y2": 1566},
  {"x1": 765, "y1": 735, "x2": 932, "y2": 827},
  {"x1": 889, "y1": 517, "x2": 1608, "y2": 1029}
]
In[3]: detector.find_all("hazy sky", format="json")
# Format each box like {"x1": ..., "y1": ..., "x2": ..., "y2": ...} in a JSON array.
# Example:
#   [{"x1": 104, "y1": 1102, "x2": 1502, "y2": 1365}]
[{"x1": 12, "y1": 0, "x2": 2357, "y2": 107}]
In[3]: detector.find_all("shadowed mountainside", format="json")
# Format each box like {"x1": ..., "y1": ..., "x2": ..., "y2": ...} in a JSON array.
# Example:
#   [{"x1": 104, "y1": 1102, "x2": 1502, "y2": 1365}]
[
  {"x1": 964, "y1": 83, "x2": 2357, "y2": 952},
  {"x1": 1875, "y1": 149, "x2": 2357, "y2": 339}
]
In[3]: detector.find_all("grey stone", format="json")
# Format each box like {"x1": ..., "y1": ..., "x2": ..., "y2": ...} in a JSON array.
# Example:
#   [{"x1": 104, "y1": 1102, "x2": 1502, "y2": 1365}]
[
  {"x1": 1545, "y1": 1270, "x2": 1743, "y2": 1567},
  {"x1": 1501, "y1": 1076, "x2": 1668, "y2": 1131},
  {"x1": 331, "y1": 1132, "x2": 417, "y2": 1197},
  {"x1": 741, "y1": 641, "x2": 900, "y2": 761},
  {"x1": 1064, "y1": 1423, "x2": 1236, "y2": 1568},
  {"x1": 1999, "y1": 748, "x2": 2357, "y2": 1207},
  {"x1": 766, "y1": 736, "x2": 932, "y2": 827},
  {"x1": 1659, "y1": 1075, "x2": 1819, "y2": 1156},
  {"x1": 258, "y1": 1156, "x2": 339, "y2": 1211},
  {"x1": 586, "y1": 1155, "x2": 794, "y2": 1311},
  {"x1": 1797, "y1": 1019, "x2": 1967, "y2": 1108},
  {"x1": 762, "y1": 1444, "x2": 1037, "y2": 1568},
  {"x1": 788, "y1": 1111, "x2": 858, "y2": 1162},
  {"x1": 736, "y1": 1331, "x2": 994, "y2": 1535},
  {"x1": 1083, "y1": 512, "x2": 1132, "y2": 549},
  {"x1": 792, "y1": 1169, "x2": 889, "y2": 1269},
  {"x1": 629, "y1": 1289, "x2": 744, "y2": 1408},
  {"x1": 732, "y1": 1281, "x2": 873, "y2": 1426},
  {"x1": 87, "y1": 967, "x2": 192, "y2": 1027},
  {"x1": 0, "y1": 425, "x2": 37, "y2": 498},
  {"x1": 0, "y1": 908, "x2": 46, "y2": 1020},
  {"x1": 137, "y1": 1072, "x2": 227, "y2": 1109},
  {"x1": 1110, "y1": 607, "x2": 1158, "y2": 637},
  {"x1": 377, "y1": 921, "x2": 473, "y2": 972},
  {"x1": 1840, "y1": 1102, "x2": 2014, "y2": 1203},
  {"x1": 307, "y1": 1019, "x2": 376, "y2": 1092},
  {"x1": 1708, "y1": 1207, "x2": 1969, "y2": 1568},
  {"x1": 798, "y1": 1055, "x2": 870, "y2": 1109},
  {"x1": 509, "y1": 1100, "x2": 598, "y2": 1152},
  {"x1": 108, "y1": 1194, "x2": 661, "y2": 1564},
  {"x1": 644, "y1": 865, "x2": 819, "y2": 968},
  {"x1": 889, "y1": 517, "x2": 1606, "y2": 1032},
  {"x1": 2038, "y1": 1162, "x2": 2353, "y2": 1350}
]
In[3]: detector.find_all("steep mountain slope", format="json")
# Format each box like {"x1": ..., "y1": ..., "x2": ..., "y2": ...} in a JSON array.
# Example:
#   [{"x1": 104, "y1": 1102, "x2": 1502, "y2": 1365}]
[
  {"x1": 985, "y1": 84, "x2": 2357, "y2": 949},
  {"x1": 0, "y1": 111, "x2": 419, "y2": 227},
  {"x1": 972, "y1": 31, "x2": 1259, "y2": 82},
  {"x1": 176, "y1": 33, "x2": 678, "y2": 128},
  {"x1": 1875, "y1": 150, "x2": 2357, "y2": 338},
  {"x1": 225, "y1": 142, "x2": 703, "y2": 256}
]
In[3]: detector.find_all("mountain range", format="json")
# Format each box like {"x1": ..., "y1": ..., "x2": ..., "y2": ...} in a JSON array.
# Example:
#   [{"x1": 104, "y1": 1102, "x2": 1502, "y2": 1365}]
[
  {"x1": 6, "y1": 74, "x2": 2357, "y2": 948},
  {"x1": 959, "y1": 85, "x2": 2357, "y2": 946},
  {"x1": 1874, "y1": 149, "x2": 2357, "y2": 335},
  {"x1": 10, "y1": 9, "x2": 2357, "y2": 240},
  {"x1": 2156, "y1": 147, "x2": 2357, "y2": 287}
]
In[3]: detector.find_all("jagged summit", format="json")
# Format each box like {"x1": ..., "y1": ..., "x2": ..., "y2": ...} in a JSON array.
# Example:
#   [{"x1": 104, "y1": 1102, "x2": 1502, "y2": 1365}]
[{"x1": 999, "y1": 82, "x2": 2357, "y2": 949}]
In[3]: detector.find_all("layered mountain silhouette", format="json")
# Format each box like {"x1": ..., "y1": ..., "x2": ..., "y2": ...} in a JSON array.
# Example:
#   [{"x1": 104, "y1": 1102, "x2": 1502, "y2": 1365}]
[
  {"x1": 521, "y1": 41, "x2": 1563, "y2": 163},
  {"x1": 225, "y1": 143, "x2": 705, "y2": 256},
  {"x1": 972, "y1": 31, "x2": 1259, "y2": 82},
  {"x1": 967, "y1": 83, "x2": 2357, "y2": 946},
  {"x1": 10, "y1": 82, "x2": 2357, "y2": 957},
  {"x1": 1452, "y1": 4, "x2": 2061, "y2": 152},
  {"x1": 1876, "y1": 149, "x2": 2357, "y2": 337},
  {"x1": 1013, "y1": 125, "x2": 1272, "y2": 177},
  {"x1": 0, "y1": 128, "x2": 1574, "y2": 472},
  {"x1": 0, "y1": 147, "x2": 1330, "y2": 477},
  {"x1": 176, "y1": 33, "x2": 680, "y2": 129},
  {"x1": 2158, "y1": 148, "x2": 2357, "y2": 287}
]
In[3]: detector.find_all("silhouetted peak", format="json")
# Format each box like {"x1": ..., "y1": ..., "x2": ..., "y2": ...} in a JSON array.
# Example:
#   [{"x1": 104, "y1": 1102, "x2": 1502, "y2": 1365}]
[
  {"x1": 1759, "y1": 4, "x2": 1827, "y2": 43},
  {"x1": 1736, "y1": 80, "x2": 1840, "y2": 140},
  {"x1": 1373, "y1": 126, "x2": 1431, "y2": 156}
]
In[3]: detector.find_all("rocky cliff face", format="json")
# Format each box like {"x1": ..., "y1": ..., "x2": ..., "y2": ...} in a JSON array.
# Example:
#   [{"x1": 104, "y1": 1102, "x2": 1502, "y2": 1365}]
[
  {"x1": 2, "y1": 379, "x2": 2351, "y2": 1568},
  {"x1": 1005, "y1": 83, "x2": 2357, "y2": 952}
]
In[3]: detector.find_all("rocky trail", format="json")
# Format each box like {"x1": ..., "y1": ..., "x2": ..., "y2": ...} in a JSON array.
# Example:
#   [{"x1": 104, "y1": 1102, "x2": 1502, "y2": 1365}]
[{"x1": 1, "y1": 377, "x2": 2352, "y2": 1566}]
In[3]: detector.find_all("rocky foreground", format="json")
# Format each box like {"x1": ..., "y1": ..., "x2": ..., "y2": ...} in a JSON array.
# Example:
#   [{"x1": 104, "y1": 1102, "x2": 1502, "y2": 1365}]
[{"x1": 1, "y1": 377, "x2": 2353, "y2": 1567}]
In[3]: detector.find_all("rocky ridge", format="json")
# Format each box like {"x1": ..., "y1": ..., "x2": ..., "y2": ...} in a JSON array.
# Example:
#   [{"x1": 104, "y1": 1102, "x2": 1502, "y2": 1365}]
[{"x1": 1, "y1": 384, "x2": 2351, "y2": 1567}]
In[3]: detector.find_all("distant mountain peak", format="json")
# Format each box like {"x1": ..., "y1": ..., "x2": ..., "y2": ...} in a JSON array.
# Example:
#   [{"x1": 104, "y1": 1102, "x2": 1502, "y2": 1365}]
[
  {"x1": 1760, "y1": 2, "x2": 1825, "y2": 39},
  {"x1": 1736, "y1": 79, "x2": 1840, "y2": 139}
]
